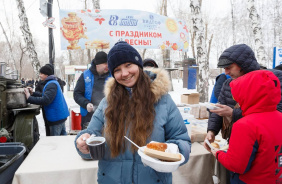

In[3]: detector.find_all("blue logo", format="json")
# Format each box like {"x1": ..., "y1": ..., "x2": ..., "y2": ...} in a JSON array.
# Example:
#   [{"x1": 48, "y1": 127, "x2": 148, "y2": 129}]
[
  {"x1": 109, "y1": 15, "x2": 118, "y2": 25},
  {"x1": 119, "y1": 16, "x2": 138, "y2": 26},
  {"x1": 278, "y1": 49, "x2": 282, "y2": 57},
  {"x1": 142, "y1": 14, "x2": 161, "y2": 30}
]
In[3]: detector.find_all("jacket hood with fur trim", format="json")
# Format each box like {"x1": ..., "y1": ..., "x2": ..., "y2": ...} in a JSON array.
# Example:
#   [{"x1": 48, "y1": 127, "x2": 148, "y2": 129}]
[{"x1": 104, "y1": 68, "x2": 171, "y2": 102}]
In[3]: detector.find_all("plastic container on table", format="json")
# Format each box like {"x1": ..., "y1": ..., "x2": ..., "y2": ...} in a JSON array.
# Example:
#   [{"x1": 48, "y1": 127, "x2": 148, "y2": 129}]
[{"x1": 0, "y1": 143, "x2": 26, "y2": 184}]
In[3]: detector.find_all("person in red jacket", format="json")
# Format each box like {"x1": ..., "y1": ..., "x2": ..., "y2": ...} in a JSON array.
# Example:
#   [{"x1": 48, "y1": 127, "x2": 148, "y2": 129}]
[{"x1": 211, "y1": 70, "x2": 282, "y2": 184}]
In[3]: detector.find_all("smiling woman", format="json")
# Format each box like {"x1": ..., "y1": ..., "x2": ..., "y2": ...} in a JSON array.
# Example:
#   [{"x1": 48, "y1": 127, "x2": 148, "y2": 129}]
[{"x1": 74, "y1": 41, "x2": 191, "y2": 184}]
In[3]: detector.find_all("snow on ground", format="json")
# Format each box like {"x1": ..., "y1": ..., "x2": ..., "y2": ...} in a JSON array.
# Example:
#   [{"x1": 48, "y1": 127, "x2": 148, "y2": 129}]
[{"x1": 37, "y1": 79, "x2": 214, "y2": 137}]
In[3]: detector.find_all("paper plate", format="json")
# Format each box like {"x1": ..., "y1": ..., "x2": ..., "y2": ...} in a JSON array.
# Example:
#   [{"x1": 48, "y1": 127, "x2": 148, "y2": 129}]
[
  {"x1": 204, "y1": 102, "x2": 220, "y2": 110},
  {"x1": 138, "y1": 146, "x2": 185, "y2": 173}
]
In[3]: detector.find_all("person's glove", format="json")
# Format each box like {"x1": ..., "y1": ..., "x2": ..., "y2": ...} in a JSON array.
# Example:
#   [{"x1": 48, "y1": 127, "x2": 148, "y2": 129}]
[{"x1": 86, "y1": 103, "x2": 94, "y2": 112}]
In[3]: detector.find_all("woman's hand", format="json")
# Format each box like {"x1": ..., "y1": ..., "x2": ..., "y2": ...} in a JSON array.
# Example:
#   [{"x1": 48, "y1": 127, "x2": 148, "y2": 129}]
[
  {"x1": 76, "y1": 133, "x2": 91, "y2": 154},
  {"x1": 209, "y1": 104, "x2": 233, "y2": 117}
]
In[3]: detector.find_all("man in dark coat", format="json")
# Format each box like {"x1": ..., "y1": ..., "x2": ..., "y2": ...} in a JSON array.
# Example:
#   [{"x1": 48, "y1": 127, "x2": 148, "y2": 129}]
[
  {"x1": 205, "y1": 44, "x2": 282, "y2": 148},
  {"x1": 205, "y1": 44, "x2": 261, "y2": 147},
  {"x1": 33, "y1": 65, "x2": 67, "y2": 136},
  {"x1": 73, "y1": 51, "x2": 111, "y2": 130}
]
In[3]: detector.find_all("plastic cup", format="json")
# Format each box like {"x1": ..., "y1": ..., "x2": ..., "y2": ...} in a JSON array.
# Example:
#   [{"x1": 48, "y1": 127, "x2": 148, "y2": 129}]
[{"x1": 86, "y1": 136, "x2": 105, "y2": 160}]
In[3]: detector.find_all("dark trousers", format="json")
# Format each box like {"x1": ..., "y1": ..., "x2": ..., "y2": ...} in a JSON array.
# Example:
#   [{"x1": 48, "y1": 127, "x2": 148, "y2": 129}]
[
  {"x1": 81, "y1": 112, "x2": 93, "y2": 130},
  {"x1": 42, "y1": 108, "x2": 50, "y2": 136}
]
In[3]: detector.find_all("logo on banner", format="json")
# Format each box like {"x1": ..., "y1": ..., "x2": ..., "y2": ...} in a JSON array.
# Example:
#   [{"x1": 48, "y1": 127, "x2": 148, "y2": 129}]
[
  {"x1": 278, "y1": 49, "x2": 282, "y2": 57},
  {"x1": 142, "y1": 14, "x2": 161, "y2": 30},
  {"x1": 109, "y1": 15, "x2": 118, "y2": 26},
  {"x1": 278, "y1": 49, "x2": 282, "y2": 65},
  {"x1": 119, "y1": 16, "x2": 138, "y2": 26}
]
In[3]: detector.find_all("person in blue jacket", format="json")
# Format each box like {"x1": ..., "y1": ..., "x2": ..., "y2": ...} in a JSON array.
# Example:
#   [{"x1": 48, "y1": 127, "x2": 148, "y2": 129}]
[
  {"x1": 74, "y1": 51, "x2": 111, "y2": 130},
  {"x1": 75, "y1": 41, "x2": 191, "y2": 184},
  {"x1": 24, "y1": 64, "x2": 69, "y2": 136},
  {"x1": 210, "y1": 73, "x2": 231, "y2": 103}
]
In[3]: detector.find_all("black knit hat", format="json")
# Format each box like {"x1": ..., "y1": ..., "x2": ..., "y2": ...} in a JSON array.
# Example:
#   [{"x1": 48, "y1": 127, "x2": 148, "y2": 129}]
[
  {"x1": 39, "y1": 64, "x2": 54, "y2": 75},
  {"x1": 93, "y1": 51, "x2": 108, "y2": 65},
  {"x1": 143, "y1": 58, "x2": 159, "y2": 68},
  {"x1": 107, "y1": 41, "x2": 143, "y2": 75}
]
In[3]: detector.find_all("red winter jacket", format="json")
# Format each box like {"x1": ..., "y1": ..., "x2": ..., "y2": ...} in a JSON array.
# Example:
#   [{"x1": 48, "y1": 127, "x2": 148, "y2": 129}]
[{"x1": 216, "y1": 70, "x2": 282, "y2": 184}]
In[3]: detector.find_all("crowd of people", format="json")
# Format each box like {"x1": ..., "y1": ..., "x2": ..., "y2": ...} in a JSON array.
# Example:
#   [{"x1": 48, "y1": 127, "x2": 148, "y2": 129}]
[{"x1": 21, "y1": 41, "x2": 282, "y2": 183}]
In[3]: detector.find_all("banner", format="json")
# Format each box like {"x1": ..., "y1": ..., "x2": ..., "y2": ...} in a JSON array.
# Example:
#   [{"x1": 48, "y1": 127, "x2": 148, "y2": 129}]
[
  {"x1": 59, "y1": 9, "x2": 189, "y2": 51},
  {"x1": 273, "y1": 47, "x2": 282, "y2": 68}
]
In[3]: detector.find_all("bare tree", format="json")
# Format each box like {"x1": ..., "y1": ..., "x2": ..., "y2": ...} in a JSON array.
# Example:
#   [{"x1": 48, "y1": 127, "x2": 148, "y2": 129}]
[
  {"x1": 16, "y1": 0, "x2": 40, "y2": 77},
  {"x1": 205, "y1": 23, "x2": 213, "y2": 65},
  {"x1": 79, "y1": 0, "x2": 98, "y2": 65},
  {"x1": 230, "y1": 0, "x2": 236, "y2": 44},
  {"x1": 247, "y1": 0, "x2": 267, "y2": 65},
  {"x1": 92, "y1": 0, "x2": 100, "y2": 9},
  {"x1": 159, "y1": 0, "x2": 170, "y2": 68},
  {"x1": 190, "y1": 0, "x2": 209, "y2": 102},
  {"x1": 273, "y1": 0, "x2": 282, "y2": 47},
  {"x1": 19, "y1": 42, "x2": 27, "y2": 79},
  {"x1": 159, "y1": 0, "x2": 165, "y2": 15},
  {"x1": 0, "y1": 21, "x2": 16, "y2": 70},
  {"x1": 191, "y1": 31, "x2": 196, "y2": 58}
]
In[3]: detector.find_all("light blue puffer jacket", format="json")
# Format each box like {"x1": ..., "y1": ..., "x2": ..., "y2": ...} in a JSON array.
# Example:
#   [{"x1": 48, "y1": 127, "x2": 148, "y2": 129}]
[{"x1": 74, "y1": 68, "x2": 191, "y2": 184}]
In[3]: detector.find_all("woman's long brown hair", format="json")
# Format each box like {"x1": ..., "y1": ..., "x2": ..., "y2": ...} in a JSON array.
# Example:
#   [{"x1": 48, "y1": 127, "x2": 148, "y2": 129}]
[{"x1": 104, "y1": 68, "x2": 156, "y2": 157}]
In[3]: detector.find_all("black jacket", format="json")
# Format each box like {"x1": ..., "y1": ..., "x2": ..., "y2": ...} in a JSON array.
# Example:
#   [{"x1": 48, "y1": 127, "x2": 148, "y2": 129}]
[{"x1": 208, "y1": 44, "x2": 260, "y2": 135}]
